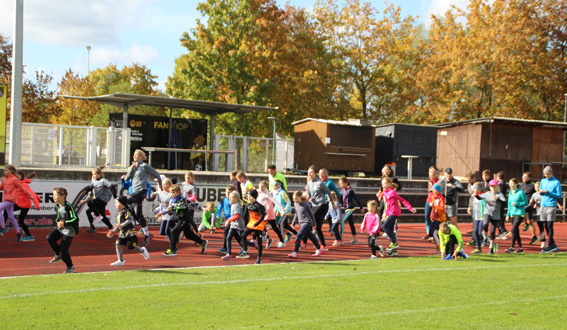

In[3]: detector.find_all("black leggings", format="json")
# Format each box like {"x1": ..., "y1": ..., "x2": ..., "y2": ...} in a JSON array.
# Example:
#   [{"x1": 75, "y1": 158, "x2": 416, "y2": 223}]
[
  {"x1": 510, "y1": 215, "x2": 523, "y2": 248},
  {"x1": 127, "y1": 189, "x2": 148, "y2": 227},
  {"x1": 226, "y1": 227, "x2": 243, "y2": 255},
  {"x1": 242, "y1": 228, "x2": 263, "y2": 258},
  {"x1": 266, "y1": 219, "x2": 284, "y2": 242},
  {"x1": 46, "y1": 229, "x2": 74, "y2": 268},
  {"x1": 86, "y1": 199, "x2": 113, "y2": 229},
  {"x1": 169, "y1": 221, "x2": 203, "y2": 250},
  {"x1": 303, "y1": 203, "x2": 329, "y2": 247},
  {"x1": 368, "y1": 233, "x2": 380, "y2": 256},
  {"x1": 545, "y1": 221, "x2": 555, "y2": 246},
  {"x1": 6, "y1": 205, "x2": 32, "y2": 237}
]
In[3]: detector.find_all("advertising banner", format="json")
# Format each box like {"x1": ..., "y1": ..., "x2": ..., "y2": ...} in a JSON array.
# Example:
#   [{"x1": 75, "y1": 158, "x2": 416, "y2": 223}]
[{"x1": 3, "y1": 180, "x2": 228, "y2": 229}]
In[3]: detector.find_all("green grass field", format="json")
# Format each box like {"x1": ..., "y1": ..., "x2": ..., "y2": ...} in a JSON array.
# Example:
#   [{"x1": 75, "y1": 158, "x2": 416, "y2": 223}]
[{"x1": 2, "y1": 254, "x2": 567, "y2": 329}]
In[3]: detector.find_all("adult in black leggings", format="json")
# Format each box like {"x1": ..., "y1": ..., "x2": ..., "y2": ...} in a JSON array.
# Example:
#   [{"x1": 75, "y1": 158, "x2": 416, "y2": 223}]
[{"x1": 303, "y1": 165, "x2": 336, "y2": 250}]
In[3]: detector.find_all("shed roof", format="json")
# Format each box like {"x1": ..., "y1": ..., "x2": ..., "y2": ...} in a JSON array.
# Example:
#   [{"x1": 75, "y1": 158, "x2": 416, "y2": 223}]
[
  {"x1": 58, "y1": 92, "x2": 277, "y2": 115},
  {"x1": 436, "y1": 117, "x2": 567, "y2": 128},
  {"x1": 292, "y1": 118, "x2": 374, "y2": 127}
]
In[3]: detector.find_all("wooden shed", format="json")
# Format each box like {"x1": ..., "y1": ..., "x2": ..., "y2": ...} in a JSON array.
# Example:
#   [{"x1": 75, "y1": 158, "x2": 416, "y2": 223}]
[
  {"x1": 293, "y1": 118, "x2": 375, "y2": 173},
  {"x1": 436, "y1": 117, "x2": 567, "y2": 180}
]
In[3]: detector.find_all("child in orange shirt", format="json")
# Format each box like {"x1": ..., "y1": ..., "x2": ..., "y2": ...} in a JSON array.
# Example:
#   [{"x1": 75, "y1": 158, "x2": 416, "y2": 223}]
[{"x1": 429, "y1": 183, "x2": 447, "y2": 253}]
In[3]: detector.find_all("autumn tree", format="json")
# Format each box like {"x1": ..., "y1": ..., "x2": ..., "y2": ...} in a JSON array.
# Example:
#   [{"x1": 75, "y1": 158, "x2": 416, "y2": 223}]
[{"x1": 167, "y1": 0, "x2": 345, "y2": 137}]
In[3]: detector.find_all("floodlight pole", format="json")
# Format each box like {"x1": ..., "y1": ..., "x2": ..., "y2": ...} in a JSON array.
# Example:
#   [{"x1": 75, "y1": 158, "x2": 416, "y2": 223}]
[
  {"x1": 9, "y1": 0, "x2": 23, "y2": 167},
  {"x1": 268, "y1": 117, "x2": 276, "y2": 165}
]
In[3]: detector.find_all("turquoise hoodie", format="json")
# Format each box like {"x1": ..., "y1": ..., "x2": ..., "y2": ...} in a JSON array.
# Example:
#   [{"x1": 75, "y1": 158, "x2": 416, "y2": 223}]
[{"x1": 506, "y1": 188, "x2": 528, "y2": 217}]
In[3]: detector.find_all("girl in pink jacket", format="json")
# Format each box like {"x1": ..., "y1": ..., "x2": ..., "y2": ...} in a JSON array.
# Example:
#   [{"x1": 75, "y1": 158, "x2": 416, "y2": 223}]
[
  {"x1": 0, "y1": 164, "x2": 34, "y2": 240},
  {"x1": 379, "y1": 177, "x2": 416, "y2": 256},
  {"x1": 361, "y1": 200, "x2": 383, "y2": 258}
]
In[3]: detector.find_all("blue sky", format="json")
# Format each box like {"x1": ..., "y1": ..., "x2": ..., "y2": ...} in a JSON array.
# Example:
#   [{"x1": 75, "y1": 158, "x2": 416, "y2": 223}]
[{"x1": 0, "y1": 0, "x2": 469, "y2": 92}]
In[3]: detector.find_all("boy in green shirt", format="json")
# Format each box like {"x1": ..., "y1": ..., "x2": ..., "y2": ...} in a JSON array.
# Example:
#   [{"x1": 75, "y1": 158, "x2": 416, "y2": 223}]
[{"x1": 439, "y1": 222, "x2": 468, "y2": 260}]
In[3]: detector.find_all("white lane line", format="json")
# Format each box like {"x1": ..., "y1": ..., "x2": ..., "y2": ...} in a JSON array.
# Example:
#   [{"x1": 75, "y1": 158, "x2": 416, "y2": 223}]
[{"x1": 1, "y1": 262, "x2": 566, "y2": 300}]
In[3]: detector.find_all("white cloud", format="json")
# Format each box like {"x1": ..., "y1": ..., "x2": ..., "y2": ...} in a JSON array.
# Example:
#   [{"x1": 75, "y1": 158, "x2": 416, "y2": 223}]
[
  {"x1": 0, "y1": 0, "x2": 155, "y2": 46},
  {"x1": 423, "y1": 0, "x2": 470, "y2": 24}
]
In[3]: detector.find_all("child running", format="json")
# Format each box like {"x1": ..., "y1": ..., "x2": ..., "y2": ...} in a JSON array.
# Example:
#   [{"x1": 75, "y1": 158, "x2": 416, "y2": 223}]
[
  {"x1": 361, "y1": 200, "x2": 384, "y2": 259},
  {"x1": 439, "y1": 222, "x2": 468, "y2": 260},
  {"x1": 257, "y1": 180, "x2": 285, "y2": 248},
  {"x1": 221, "y1": 192, "x2": 244, "y2": 260},
  {"x1": 429, "y1": 183, "x2": 447, "y2": 253},
  {"x1": 47, "y1": 187, "x2": 79, "y2": 274},
  {"x1": 505, "y1": 178, "x2": 528, "y2": 253},
  {"x1": 325, "y1": 191, "x2": 343, "y2": 246},
  {"x1": 237, "y1": 190, "x2": 266, "y2": 264},
  {"x1": 468, "y1": 182, "x2": 486, "y2": 254},
  {"x1": 288, "y1": 191, "x2": 323, "y2": 259},
  {"x1": 163, "y1": 184, "x2": 208, "y2": 256},
  {"x1": 272, "y1": 179, "x2": 296, "y2": 247},
  {"x1": 107, "y1": 196, "x2": 150, "y2": 266},
  {"x1": 5, "y1": 170, "x2": 40, "y2": 241},
  {"x1": 380, "y1": 177, "x2": 416, "y2": 256},
  {"x1": 338, "y1": 177, "x2": 364, "y2": 244},
  {"x1": 152, "y1": 178, "x2": 173, "y2": 243},
  {"x1": 181, "y1": 171, "x2": 200, "y2": 232},
  {"x1": 476, "y1": 179, "x2": 507, "y2": 254},
  {"x1": 81, "y1": 167, "x2": 115, "y2": 233},
  {"x1": 528, "y1": 182, "x2": 546, "y2": 247},
  {"x1": 217, "y1": 185, "x2": 237, "y2": 255},
  {"x1": 0, "y1": 164, "x2": 34, "y2": 241}
]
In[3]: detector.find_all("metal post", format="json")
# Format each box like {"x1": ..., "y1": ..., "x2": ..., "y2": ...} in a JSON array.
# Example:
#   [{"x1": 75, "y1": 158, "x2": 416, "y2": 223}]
[
  {"x1": 268, "y1": 117, "x2": 276, "y2": 165},
  {"x1": 86, "y1": 46, "x2": 91, "y2": 73},
  {"x1": 9, "y1": 0, "x2": 24, "y2": 166}
]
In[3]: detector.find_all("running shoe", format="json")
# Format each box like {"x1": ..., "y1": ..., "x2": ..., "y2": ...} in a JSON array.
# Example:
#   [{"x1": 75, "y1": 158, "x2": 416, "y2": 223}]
[
  {"x1": 201, "y1": 240, "x2": 209, "y2": 254},
  {"x1": 313, "y1": 249, "x2": 323, "y2": 257},
  {"x1": 85, "y1": 227, "x2": 97, "y2": 233},
  {"x1": 20, "y1": 235, "x2": 35, "y2": 242},
  {"x1": 111, "y1": 260, "x2": 125, "y2": 266},
  {"x1": 378, "y1": 245, "x2": 384, "y2": 257},
  {"x1": 522, "y1": 223, "x2": 529, "y2": 231},
  {"x1": 265, "y1": 238, "x2": 273, "y2": 249},
  {"x1": 493, "y1": 242, "x2": 499, "y2": 254},
  {"x1": 320, "y1": 246, "x2": 329, "y2": 252},
  {"x1": 0, "y1": 227, "x2": 8, "y2": 235},
  {"x1": 541, "y1": 240, "x2": 547, "y2": 249},
  {"x1": 255, "y1": 257, "x2": 262, "y2": 264},
  {"x1": 529, "y1": 237, "x2": 540, "y2": 245},
  {"x1": 142, "y1": 234, "x2": 154, "y2": 247},
  {"x1": 284, "y1": 232, "x2": 292, "y2": 242},
  {"x1": 221, "y1": 254, "x2": 233, "y2": 260},
  {"x1": 163, "y1": 249, "x2": 177, "y2": 256},
  {"x1": 550, "y1": 246, "x2": 559, "y2": 252},
  {"x1": 299, "y1": 242, "x2": 306, "y2": 249},
  {"x1": 288, "y1": 251, "x2": 298, "y2": 258},
  {"x1": 369, "y1": 255, "x2": 378, "y2": 260},
  {"x1": 443, "y1": 254, "x2": 454, "y2": 260},
  {"x1": 16, "y1": 231, "x2": 23, "y2": 242},
  {"x1": 466, "y1": 240, "x2": 476, "y2": 247},
  {"x1": 389, "y1": 242, "x2": 399, "y2": 250},
  {"x1": 332, "y1": 240, "x2": 342, "y2": 247},
  {"x1": 217, "y1": 247, "x2": 227, "y2": 255},
  {"x1": 471, "y1": 249, "x2": 482, "y2": 254},
  {"x1": 49, "y1": 255, "x2": 62, "y2": 263},
  {"x1": 64, "y1": 266, "x2": 75, "y2": 274},
  {"x1": 275, "y1": 242, "x2": 286, "y2": 248},
  {"x1": 516, "y1": 248, "x2": 524, "y2": 253},
  {"x1": 388, "y1": 249, "x2": 398, "y2": 256},
  {"x1": 505, "y1": 247, "x2": 515, "y2": 254},
  {"x1": 236, "y1": 251, "x2": 249, "y2": 259},
  {"x1": 140, "y1": 247, "x2": 150, "y2": 260},
  {"x1": 458, "y1": 250, "x2": 468, "y2": 259},
  {"x1": 347, "y1": 239, "x2": 359, "y2": 245}
]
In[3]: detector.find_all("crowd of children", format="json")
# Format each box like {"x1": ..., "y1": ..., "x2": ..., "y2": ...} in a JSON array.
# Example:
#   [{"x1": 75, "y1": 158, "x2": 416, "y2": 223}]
[{"x1": 0, "y1": 149, "x2": 564, "y2": 274}]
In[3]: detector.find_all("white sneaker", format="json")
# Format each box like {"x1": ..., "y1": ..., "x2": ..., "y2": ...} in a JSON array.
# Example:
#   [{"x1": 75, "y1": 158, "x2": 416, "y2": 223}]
[
  {"x1": 94, "y1": 215, "x2": 102, "y2": 223},
  {"x1": 140, "y1": 247, "x2": 150, "y2": 260},
  {"x1": 111, "y1": 260, "x2": 125, "y2": 266},
  {"x1": 276, "y1": 241, "x2": 286, "y2": 248},
  {"x1": 370, "y1": 255, "x2": 378, "y2": 259}
]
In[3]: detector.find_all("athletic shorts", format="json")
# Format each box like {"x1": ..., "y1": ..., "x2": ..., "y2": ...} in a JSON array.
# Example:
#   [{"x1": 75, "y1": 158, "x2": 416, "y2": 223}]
[
  {"x1": 540, "y1": 207, "x2": 557, "y2": 222},
  {"x1": 445, "y1": 204, "x2": 458, "y2": 218}
]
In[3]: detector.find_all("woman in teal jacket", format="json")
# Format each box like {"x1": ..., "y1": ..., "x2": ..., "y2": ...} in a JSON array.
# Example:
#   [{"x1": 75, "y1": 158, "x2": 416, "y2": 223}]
[{"x1": 505, "y1": 178, "x2": 528, "y2": 253}]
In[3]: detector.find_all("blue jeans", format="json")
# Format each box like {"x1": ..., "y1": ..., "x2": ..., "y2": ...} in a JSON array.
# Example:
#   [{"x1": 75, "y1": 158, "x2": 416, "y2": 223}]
[
  {"x1": 295, "y1": 224, "x2": 321, "y2": 252},
  {"x1": 424, "y1": 202, "x2": 432, "y2": 235}
]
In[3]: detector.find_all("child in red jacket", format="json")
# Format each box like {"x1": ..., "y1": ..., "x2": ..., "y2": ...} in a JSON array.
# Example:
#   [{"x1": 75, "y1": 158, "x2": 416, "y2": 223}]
[
  {"x1": 429, "y1": 183, "x2": 447, "y2": 253},
  {"x1": 0, "y1": 164, "x2": 34, "y2": 241}
]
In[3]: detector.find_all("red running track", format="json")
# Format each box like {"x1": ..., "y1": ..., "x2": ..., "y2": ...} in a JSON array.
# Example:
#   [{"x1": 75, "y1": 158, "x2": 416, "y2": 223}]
[{"x1": 1, "y1": 222, "x2": 565, "y2": 277}]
